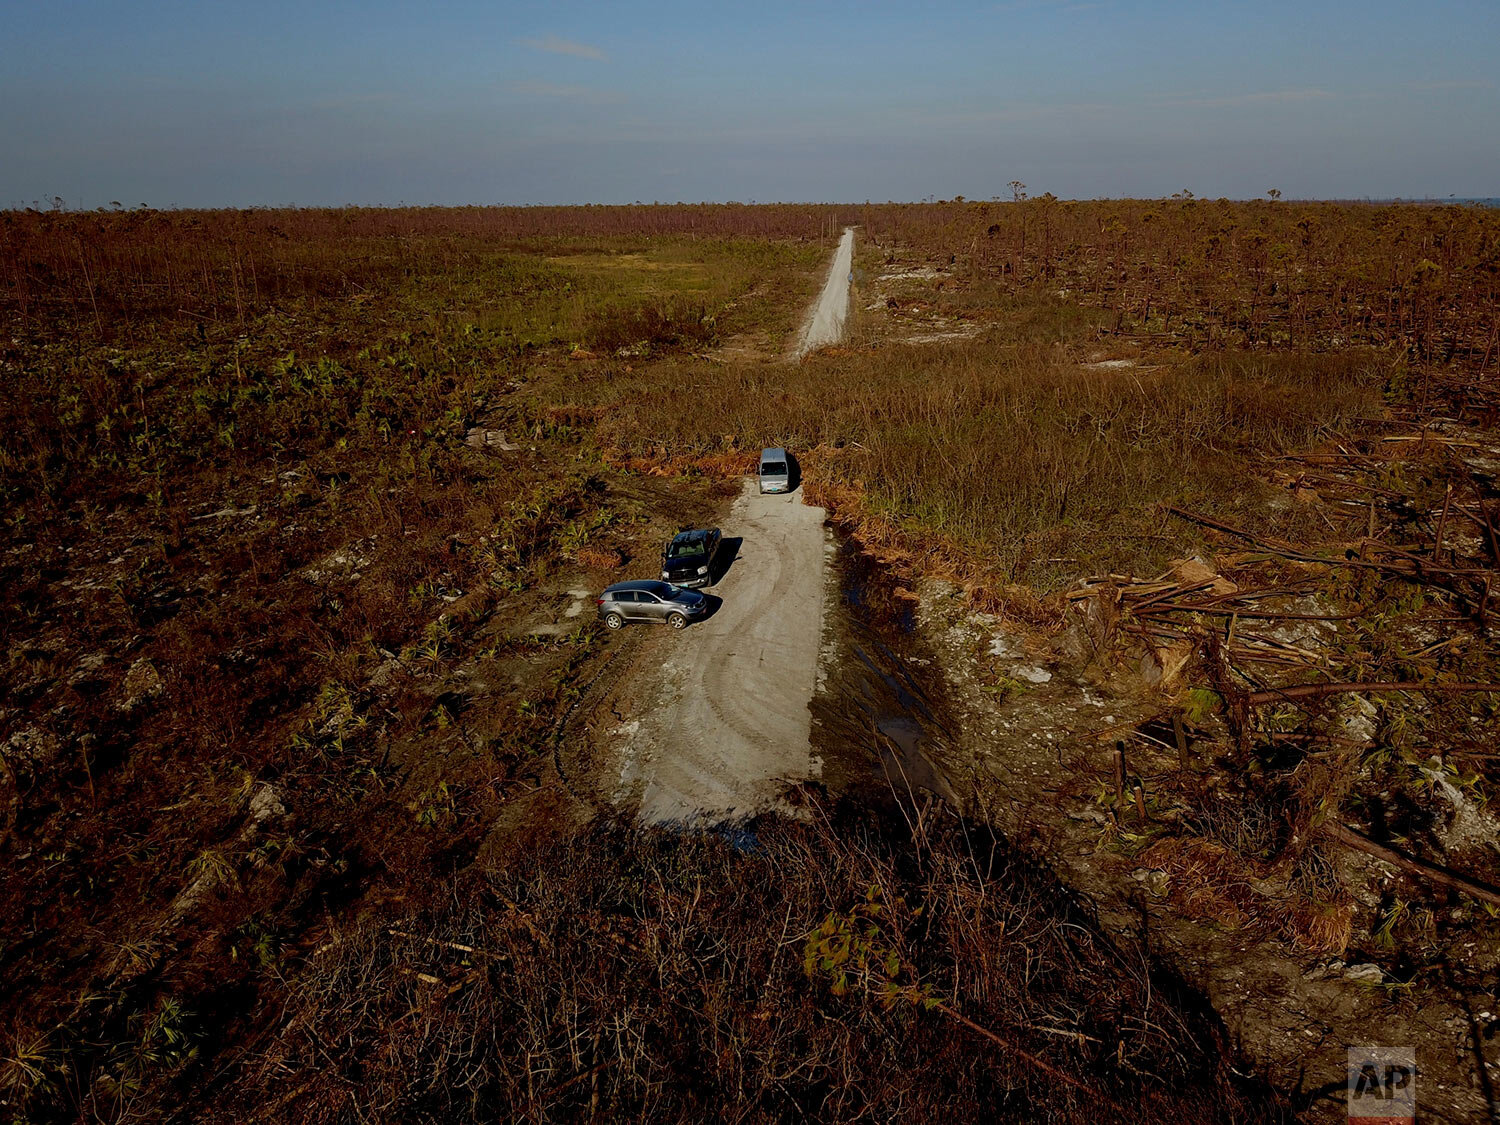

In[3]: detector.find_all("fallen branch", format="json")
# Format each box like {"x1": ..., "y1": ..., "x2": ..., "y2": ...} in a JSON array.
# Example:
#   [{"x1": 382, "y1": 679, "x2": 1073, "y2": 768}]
[
  {"x1": 1364, "y1": 537, "x2": 1496, "y2": 578},
  {"x1": 388, "y1": 928, "x2": 505, "y2": 959},
  {"x1": 932, "y1": 999, "x2": 1122, "y2": 1110},
  {"x1": 1165, "y1": 507, "x2": 1493, "y2": 615},
  {"x1": 540, "y1": 1059, "x2": 613, "y2": 1100},
  {"x1": 1433, "y1": 483, "x2": 1453, "y2": 563},
  {"x1": 1134, "y1": 601, "x2": 1360, "y2": 622},
  {"x1": 1129, "y1": 578, "x2": 1218, "y2": 611},
  {"x1": 1322, "y1": 822, "x2": 1500, "y2": 909},
  {"x1": 1465, "y1": 473, "x2": 1500, "y2": 568},
  {"x1": 1164, "y1": 507, "x2": 1346, "y2": 563},
  {"x1": 1245, "y1": 681, "x2": 1500, "y2": 706}
]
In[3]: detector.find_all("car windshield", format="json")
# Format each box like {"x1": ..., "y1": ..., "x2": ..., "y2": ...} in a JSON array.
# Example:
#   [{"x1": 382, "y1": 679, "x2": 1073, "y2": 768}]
[
  {"x1": 646, "y1": 581, "x2": 678, "y2": 597},
  {"x1": 668, "y1": 539, "x2": 706, "y2": 558},
  {"x1": 761, "y1": 461, "x2": 788, "y2": 476}
]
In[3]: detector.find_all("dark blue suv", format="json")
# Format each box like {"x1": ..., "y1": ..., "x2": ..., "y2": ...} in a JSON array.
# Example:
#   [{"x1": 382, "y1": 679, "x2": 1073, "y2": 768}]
[{"x1": 660, "y1": 527, "x2": 722, "y2": 588}]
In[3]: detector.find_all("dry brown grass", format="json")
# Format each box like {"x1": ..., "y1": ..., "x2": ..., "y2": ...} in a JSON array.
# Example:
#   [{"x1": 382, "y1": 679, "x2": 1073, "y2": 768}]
[
  {"x1": 0, "y1": 214, "x2": 823, "y2": 1125},
  {"x1": 1141, "y1": 837, "x2": 1354, "y2": 956},
  {"x1": 6, "y1": 199, "x2": 1485, "y2": 1120},
  {"x1": 0, "y1": 204, "x2": 848, "y2": 334},
  {"x1": 570, "y1": 332, "x2": 1387, "y2": 601},
  {"x1": 574, "y1": 544, "x2": 625, "y2": 570},
  {"x1": 198, "y1": 807, "x2": 1288, "y2": 1125},
  {"x1": 856, "y1": 197, "x2": 1500, "y2": 363}
]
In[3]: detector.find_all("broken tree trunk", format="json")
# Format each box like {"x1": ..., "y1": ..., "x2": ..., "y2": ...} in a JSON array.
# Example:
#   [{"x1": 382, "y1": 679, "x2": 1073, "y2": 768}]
[
  {"x1": 1245, "y1": 681, "x2": 1500, "y2": 706},
  {"x1": 1322, "y1": 822, "x2": 1500, "y2": 909}
]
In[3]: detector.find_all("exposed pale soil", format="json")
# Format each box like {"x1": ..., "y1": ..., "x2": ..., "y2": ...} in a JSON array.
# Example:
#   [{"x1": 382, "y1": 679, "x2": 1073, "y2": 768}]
[
  {"x1": 588, "y1": 231, "x2": 856, "y2": 826},
  {"x1": 793, "y1": 227, "x2": 855, "y2": 358},
  {"x1": 603, "y1": 480, "x2": 832, "y2": 825},
  {"x1": 911, "y1": 582, "x2": 1498, "y2": 1124},
  {"x1": 856, "y1": 259, "x2": 987, "y2": 348}
]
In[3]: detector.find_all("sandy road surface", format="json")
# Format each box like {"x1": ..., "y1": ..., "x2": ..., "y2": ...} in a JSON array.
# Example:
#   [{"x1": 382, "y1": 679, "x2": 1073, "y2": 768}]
[
  {"x1": 602, "y1": 232, "x2": 855, "y2": 824},
  {"x1": 793, "y1": 227, "x2": 855, "y2": 358},
  {"x1": 610, "y1": 481, "x2": 830, "y2": 825}
]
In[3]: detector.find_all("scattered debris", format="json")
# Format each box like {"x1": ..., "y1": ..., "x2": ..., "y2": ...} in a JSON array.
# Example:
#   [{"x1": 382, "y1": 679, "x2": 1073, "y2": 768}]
[
  {"x1": 465, "y1": 427, "x2": 523, "y2": 451},
  {"x1": 117, "y1": 658, "x2": 164, "y2": 712},
  {"x1": 1424, "y1": 765, "x2": 1500, "y2": 856},
  {"x1": 67, "y1": 652, "x2": 108, "y2": 686},
  {"x1": 302, "y1": 538, "x2": 376, "y2": 585},
  {"x1": 1012, "y1": 664, "x2": 1053, "y2": 685},
  {"x1": 1168, "y1": 556, "x2": 1237, "y2": 597},
  {"x1": 249, "y1": 783, "x2": 285, "y2": 823},
  {"x1": 1336, "y1": 695, "x2": 1378, "y2": 744},
  {"x1": 191, "y1": 505, "x2": 258, "y2": 521}
]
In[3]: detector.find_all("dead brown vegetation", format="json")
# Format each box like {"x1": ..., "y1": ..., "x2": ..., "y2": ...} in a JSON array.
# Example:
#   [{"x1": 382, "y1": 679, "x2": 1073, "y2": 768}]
[
  {"x1": 5, "y1": 199, "x2": 1498, "y2": 1121},
  {"x1": 857, "y1": 197, "x2": 1500, "y2": 367},
  {"x1": 0, "y1": 204, "x2": 850, "y2": 334},
  {"x1": 579, "y1": 335, "x2": 1387, "y2": 598},
  {"x1": 205, "y1": 808, "x2": 1285, "y2": 1124}
]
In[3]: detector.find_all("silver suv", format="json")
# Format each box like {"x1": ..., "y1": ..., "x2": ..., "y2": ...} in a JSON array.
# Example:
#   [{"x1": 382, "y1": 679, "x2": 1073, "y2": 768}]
[{"x1": 597, "y1": 580, "x2": 709, "y2": 630}]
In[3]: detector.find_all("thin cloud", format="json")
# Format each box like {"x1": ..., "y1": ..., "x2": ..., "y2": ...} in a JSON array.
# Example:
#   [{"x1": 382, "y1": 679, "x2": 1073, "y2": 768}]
[
  {"x1": 1152, "y1": 88, "x2": 1334, "y2": 109},
  {"x1": 898, "y1": 101, "x2": 1118, "y2": 129},
  {"x1": 520, "y1": 35, "x2": 607, "y2": 61},
  {"x1": 507, "y1": 81, "x2": 622, "y2": 105},
  {"x1": 1405, "y1": 79, "x2": 1494, "y2": 91}
]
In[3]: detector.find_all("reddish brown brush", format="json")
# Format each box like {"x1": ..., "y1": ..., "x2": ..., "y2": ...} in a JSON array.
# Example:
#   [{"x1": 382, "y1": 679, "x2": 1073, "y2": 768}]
[
  {"x1": 1142, "y1": 836, "x2": 1353, "y2": 956},
  {"x1": 201, "y1": 811, "x2": 1289, "y2": 1124},
  {"x1": 855, "y1": 197, "x2": 1500, "y2": 365},
  {"x1": 0, "y1": 204, "x2": 854, "y2": 334}
]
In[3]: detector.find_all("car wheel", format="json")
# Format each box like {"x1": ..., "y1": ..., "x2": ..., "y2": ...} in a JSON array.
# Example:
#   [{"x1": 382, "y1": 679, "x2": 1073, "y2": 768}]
[
  {"x1": 667, "y1": 612, "x2": 688, "y2": 630},
  {"x1": 604, "y1": 613, "x2": 624, "y2": 630}
]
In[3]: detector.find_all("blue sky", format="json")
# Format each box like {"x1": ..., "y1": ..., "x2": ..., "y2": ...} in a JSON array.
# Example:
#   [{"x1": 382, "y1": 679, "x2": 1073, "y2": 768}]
[{"x1": 2, "y1": 0, "x2": 1496, "y2": 207}]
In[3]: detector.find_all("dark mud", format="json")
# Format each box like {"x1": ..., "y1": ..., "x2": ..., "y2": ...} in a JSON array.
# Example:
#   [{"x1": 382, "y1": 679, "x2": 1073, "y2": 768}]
[{"x1": 810, "y1": 535, "x2": 962, "y2": 811}]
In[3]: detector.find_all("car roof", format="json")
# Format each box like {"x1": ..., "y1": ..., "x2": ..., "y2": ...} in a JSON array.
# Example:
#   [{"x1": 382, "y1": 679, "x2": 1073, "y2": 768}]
[
  {"x1": 603, "y1": 579, "x2": 675, "y2": 594},
  {"x1": 670, "y1": 527, "x2": 716, "y2": 543},
  {"x1": 760, "y1": 447, "x2": 787, "y2": 460}
]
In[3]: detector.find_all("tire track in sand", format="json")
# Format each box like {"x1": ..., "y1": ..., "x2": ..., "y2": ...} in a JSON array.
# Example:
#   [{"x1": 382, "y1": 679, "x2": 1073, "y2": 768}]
[
  {"x1": 605, "y1": 233, "x2": 852, "y2": 824},
  {"x1": 609, "y1": 481, "x2": 830, "y2": 825}
]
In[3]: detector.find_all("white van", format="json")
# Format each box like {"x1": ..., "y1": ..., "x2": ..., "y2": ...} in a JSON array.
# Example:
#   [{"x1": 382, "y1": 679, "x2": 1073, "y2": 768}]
[{"x1": 758, "y1": 447, "x2": 791, "y2": 494}]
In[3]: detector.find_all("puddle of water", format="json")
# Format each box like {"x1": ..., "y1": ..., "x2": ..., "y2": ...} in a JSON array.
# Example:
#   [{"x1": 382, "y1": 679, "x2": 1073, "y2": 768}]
[
  {"x1": 837, "y1": 537, "x2": 916, "y2": 633},
  {"x1": 852, "y1": 642, "x2": 936, "y2": 724},
  {"x1": 715, "y1": 823, "x2": 761, "y2": 853}
]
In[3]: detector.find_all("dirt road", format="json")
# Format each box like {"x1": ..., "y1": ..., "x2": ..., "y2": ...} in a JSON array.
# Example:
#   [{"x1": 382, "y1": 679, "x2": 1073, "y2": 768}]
[
  {"x1": 793, "y1": 227, "x2": 854, "y2": 358},
  {"x1": 608, "y1": 480, "x2": 831, "y2": 825},
  {"x1": 599, "y1": 232, "x2": 858, "y2": 824}
]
